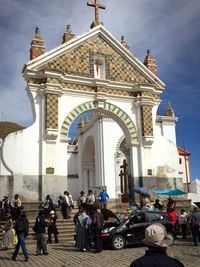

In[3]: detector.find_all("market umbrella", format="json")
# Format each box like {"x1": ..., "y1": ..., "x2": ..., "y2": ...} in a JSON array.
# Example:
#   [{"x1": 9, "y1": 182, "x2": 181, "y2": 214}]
[
  {"x1": 132, "y1": 187, "x2": 151, "y2": 197},
  {"x1": 151, "y1": 189, "x2": 187, "y2": 196}
]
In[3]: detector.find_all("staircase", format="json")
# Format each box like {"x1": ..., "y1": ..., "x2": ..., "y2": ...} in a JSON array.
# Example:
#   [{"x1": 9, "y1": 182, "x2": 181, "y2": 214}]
[
  {"x1": 0, "y1": 200, "x2": 129, "y2": 245},
  {"x1": 0, "y1": 202, "x2": 77, "y2": 245}
]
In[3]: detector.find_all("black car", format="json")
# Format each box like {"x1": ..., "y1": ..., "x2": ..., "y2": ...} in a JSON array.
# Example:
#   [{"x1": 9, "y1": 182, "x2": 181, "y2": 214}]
[{"x1": 101, "y1": 210, "x2": 173, "y2": 250}]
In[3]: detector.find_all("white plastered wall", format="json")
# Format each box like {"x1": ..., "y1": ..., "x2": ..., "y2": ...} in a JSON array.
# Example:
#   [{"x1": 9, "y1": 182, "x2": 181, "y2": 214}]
[{"x1": 2, "y1": 90, "x2": 41, "y2": 175}]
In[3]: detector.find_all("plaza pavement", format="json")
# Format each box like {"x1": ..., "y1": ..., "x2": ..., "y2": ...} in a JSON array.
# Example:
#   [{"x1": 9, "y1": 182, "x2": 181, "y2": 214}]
[{"x1": 0, "y1": 238, "x2": 199, "y2": 267}]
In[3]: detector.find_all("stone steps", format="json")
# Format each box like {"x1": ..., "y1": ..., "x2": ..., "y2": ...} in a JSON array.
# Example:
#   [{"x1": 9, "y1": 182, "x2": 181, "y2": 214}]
[
  {"x1": 0, "y1": 201, "x2": 77, "y2": 245},
  {"x1": 0, "y1": 218, "x2": 76, "y2": 245}
]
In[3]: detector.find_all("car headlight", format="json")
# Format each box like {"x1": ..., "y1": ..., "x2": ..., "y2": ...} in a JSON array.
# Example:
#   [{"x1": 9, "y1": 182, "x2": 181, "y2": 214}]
[{"x1": 101, "y1": 227, "x2": 115, "y2": 234}]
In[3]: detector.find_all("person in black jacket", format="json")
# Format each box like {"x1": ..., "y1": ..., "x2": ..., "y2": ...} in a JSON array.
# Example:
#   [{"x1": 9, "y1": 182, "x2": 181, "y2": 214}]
[
  {"x1": 130, "y1": 223, "x2": 184, "y2": 267},
  {"x1": 47, "y1": 210, "x2": 59, "y2": 244},
  {"x1": 90, "y1": 207, "x2": 104, "y2": 253},
  {"x1": 34, "y1": 210, "x2": 49, "y2": 255},
  {"x1": 11, "y1": 211, "x2": 29, "y2": 262}
]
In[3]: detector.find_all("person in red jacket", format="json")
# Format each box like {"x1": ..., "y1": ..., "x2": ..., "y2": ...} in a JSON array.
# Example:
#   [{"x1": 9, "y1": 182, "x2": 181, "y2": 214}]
[{"x1": 167, "y1": 198, "x2": 177, "y2": 238}]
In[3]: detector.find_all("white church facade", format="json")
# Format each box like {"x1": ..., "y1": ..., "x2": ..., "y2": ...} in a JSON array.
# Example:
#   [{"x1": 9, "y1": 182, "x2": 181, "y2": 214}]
[{"x1": 0, "y1": 4, "x2": 190, "y2": 203}]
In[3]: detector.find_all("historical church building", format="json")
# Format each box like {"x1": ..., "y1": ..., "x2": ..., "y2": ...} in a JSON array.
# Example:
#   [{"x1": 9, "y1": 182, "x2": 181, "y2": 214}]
[{"x1": 0, "y1": 2, "x2": 190, "y2": 203}]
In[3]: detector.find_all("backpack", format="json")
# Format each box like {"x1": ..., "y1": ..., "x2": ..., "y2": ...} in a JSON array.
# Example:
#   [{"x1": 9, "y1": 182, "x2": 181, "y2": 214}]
[
  {"x1": 32, "y1": 219, "x2": 38, "y2": 233},
  {"x1": 15, "y1": 218, "x2": 25, "y2": 232}
]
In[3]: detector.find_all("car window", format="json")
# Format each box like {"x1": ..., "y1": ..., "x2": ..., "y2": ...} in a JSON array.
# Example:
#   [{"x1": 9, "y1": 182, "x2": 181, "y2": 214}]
[
  {"x1": 146, "y1": 213, "x2": 163, "y2": 222},
  {"x1": 128, "y1": 213, "x2": 146, "y2": 225}
]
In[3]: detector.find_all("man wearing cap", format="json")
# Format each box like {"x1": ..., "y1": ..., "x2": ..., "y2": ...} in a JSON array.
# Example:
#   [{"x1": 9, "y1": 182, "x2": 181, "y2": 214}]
[{"x1": 129, "y1": 223, "x2": 184, "y2": 267}]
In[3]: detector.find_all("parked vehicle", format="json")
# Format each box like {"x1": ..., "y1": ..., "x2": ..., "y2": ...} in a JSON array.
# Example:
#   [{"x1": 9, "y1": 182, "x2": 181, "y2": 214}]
[
  {"x1": 101, "y1": 210, "x2": 174, "y2": 250},
  {"x1": 101, "y1": 209, "x2": 121, "y2": 228}
]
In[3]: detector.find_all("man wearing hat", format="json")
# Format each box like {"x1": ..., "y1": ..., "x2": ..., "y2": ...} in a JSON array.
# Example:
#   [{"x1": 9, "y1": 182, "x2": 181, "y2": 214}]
[{"x1": 129, "y1": 223, "x2": 184, "y2": 267}]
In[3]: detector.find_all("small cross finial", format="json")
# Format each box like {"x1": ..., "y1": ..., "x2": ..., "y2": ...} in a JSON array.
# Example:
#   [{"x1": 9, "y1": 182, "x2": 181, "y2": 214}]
[{"x1": 87, "y1": 0, "x2": 106, "y2": 27}]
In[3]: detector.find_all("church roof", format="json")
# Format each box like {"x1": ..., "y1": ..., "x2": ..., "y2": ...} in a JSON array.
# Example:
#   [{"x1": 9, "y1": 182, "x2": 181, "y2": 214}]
[
  {"x1": 178, "y1": 147, "x2": 191, "y2": 156},
  {"x1": 23, "y1": 25, "x2": 165, "y2": 90},
  {"x1": 0, "y1": 122, "x2": 24, "y2": 138}
]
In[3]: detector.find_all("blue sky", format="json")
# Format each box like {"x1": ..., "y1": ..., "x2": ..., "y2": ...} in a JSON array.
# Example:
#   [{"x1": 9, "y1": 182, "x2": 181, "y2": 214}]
[{"x1": 0, "y1": 0, "x2": 199, "y2": 179}]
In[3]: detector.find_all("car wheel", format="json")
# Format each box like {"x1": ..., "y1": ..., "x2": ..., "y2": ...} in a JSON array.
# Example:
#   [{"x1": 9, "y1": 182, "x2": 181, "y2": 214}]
[{"x1": 112, "y1": 235, "x2": 126, "y2": 250}]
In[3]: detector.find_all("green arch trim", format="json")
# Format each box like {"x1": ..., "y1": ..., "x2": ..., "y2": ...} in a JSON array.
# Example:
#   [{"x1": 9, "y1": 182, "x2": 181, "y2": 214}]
[{"x1": 60, "y1": 101, "x2": 138, "y2": 143}]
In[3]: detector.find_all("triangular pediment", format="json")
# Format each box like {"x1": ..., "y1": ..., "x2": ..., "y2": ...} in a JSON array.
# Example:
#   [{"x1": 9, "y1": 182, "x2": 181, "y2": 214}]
[{"x1": 24, "y1": 25, "x2": 164, "y2": 89}]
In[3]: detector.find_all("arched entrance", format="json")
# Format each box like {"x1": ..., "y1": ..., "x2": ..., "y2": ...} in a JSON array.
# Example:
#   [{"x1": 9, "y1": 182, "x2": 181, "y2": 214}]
[
  {"x1": 62, "y1": 101, "x2": 138, "y2": 202},
  {"x1": 61, "y1": 101, "x2": 138, "y2": 144},
  {"x1": 82, "y1": 136, "x2": 95, "y2": 192}
]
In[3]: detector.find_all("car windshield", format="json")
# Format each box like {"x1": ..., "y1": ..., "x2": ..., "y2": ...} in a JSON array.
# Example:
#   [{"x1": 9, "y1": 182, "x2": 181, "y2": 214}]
[
  {"x1": 146, "y1": 212, "x2": 163, "y2": 222},
  {"x1": 124, "y1": 213, "x2": 146, "y2": 226}
]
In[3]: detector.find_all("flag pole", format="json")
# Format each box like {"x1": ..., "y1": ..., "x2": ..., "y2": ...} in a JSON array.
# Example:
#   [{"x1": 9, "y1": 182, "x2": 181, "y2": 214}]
[{"x1": 183, "y1": 140, "x2": 189, "y2": 193}]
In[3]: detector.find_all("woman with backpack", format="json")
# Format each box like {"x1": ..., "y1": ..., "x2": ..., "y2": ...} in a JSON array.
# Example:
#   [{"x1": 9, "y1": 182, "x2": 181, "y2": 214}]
[{"x1": 11, "y1": 212, "x2": 29, "y2": 262}]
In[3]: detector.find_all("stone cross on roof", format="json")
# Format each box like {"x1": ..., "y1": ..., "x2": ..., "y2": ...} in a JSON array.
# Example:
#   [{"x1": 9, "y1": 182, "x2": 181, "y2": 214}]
[{"x1": 87, "y1": 0, "x2": 106, "y2": 27}]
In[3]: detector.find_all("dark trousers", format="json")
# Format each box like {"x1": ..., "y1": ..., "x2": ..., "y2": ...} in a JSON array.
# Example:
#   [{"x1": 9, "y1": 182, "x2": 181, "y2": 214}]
[
  {"x1": 12, "y1": 232, "x2": 29, "y2": 259},
  {"x1": 62, "y1": 204, "x2": 69, "y2": 219},
  {"x1": 48, "y1": 226, "x2": 58, "y2": 243},
  {"x1": 180, "y1": 224, "x2": 187, "y2": 239},
  {"x1": 36, "y1": 233, "x2": 47, "y2": 254},
  {"x1": 168, "y1": 223, "x2": 176, "y2": 238},
  {"x1": 191, "y1": 225, "x2": 200, "y2": 246},
  {"x1": 93, "y1": 230, "x2": 102, "y2": 252}
]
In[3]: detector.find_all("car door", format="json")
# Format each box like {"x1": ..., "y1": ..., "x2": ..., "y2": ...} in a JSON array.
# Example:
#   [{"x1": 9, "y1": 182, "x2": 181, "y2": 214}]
[{"x1": 125, "y1": 212, "x2": 149, "y2": 244}]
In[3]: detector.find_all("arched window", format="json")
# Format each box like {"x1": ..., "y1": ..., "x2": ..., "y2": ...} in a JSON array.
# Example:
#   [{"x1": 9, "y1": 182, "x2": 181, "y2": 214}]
[{"x1": 94, "y1": 57, "x2": 105, "y2": 79}]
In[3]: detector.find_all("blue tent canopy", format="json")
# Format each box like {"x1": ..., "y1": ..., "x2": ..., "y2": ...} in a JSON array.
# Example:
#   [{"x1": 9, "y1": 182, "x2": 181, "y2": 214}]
[{"x1": 152, "y1": 189, "x2": 187, "y2": 196}]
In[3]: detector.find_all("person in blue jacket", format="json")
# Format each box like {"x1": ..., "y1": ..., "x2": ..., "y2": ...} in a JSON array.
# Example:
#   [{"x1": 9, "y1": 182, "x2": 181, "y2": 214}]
[{"x1": 100, "y1": 188, "x2": 109, "y2": 209}]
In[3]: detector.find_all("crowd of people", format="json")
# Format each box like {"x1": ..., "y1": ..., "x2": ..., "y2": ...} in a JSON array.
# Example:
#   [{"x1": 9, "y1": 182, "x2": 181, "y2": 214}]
[
  {"x1": 139, "y1": 194, "x2": 200, "y2": 245},
  {"x1": 73, "y1": 188, "x2": 109, "y2": 253},
  {"x1": 0, "y1": 188, "x2": 109, "y2": 260},
  {"x1": 0, "y1": 194, "x2": 23, "y2": 221},
  {"x1": 73, "y1": 205, "x2": 104, "y2": 253},
  {"x1": 1, "y1": 189, "x2": 200, "y2": 265}
]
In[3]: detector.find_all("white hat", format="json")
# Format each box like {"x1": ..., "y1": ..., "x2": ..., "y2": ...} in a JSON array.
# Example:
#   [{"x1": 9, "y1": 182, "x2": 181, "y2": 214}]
[
  {"x1": 143, "y1": 223, "x2": 173, "y2": 248},
  {"x1": 50, "y1": 210, "x2": 55, "y2": 215}
]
